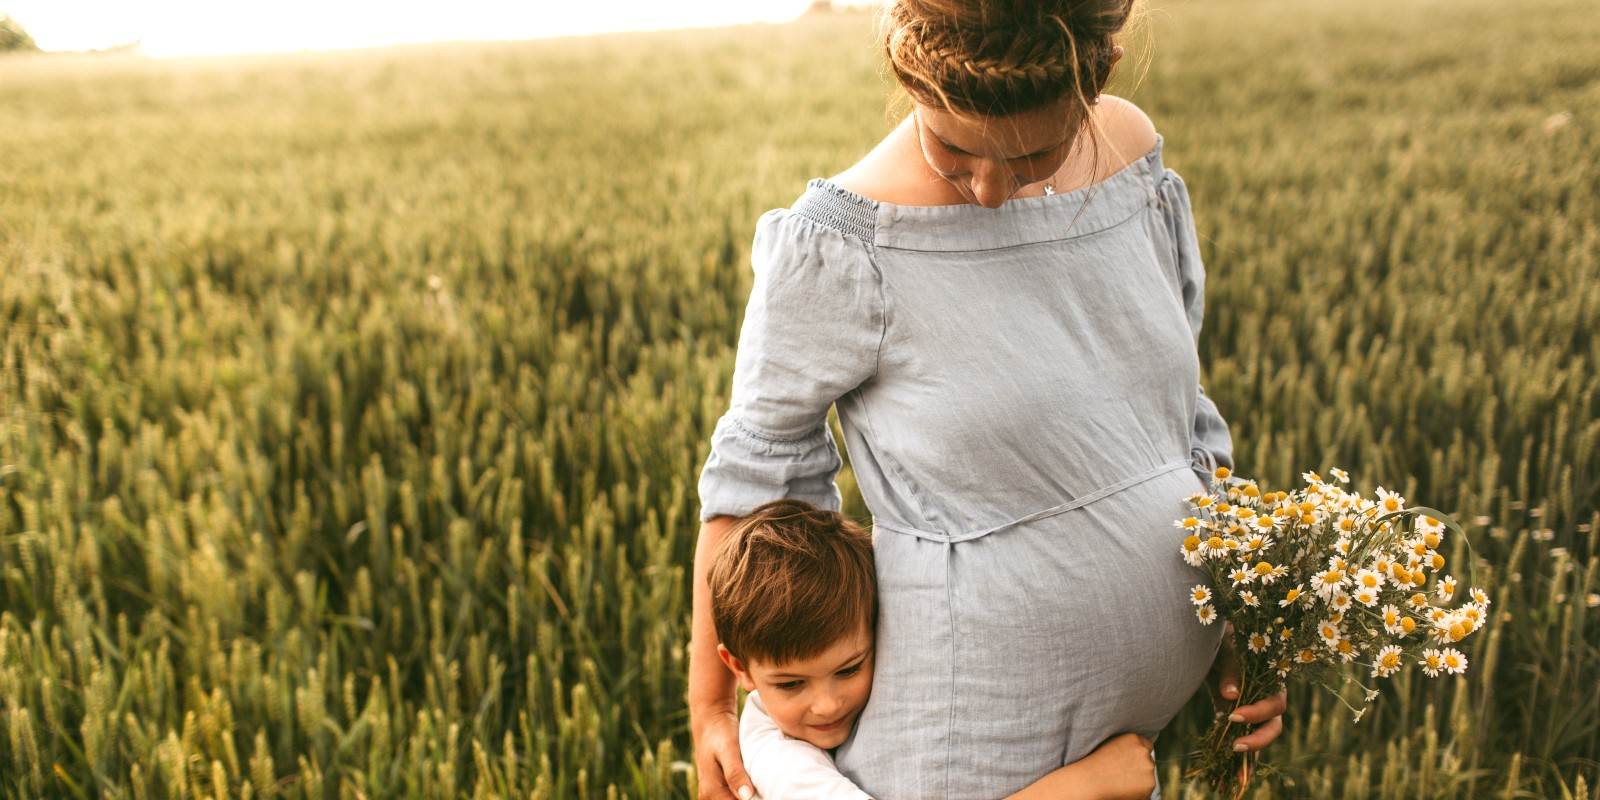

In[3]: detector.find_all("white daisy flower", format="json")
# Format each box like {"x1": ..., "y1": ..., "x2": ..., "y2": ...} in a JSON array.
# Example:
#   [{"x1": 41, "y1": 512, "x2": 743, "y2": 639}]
[
  {"x1": 1353, "y1": 569, "x2": 1383, "y2": 591},
  {"x1": 1420, "y1": 648, "x2": 1444, "y2": 677},
  {"x1": 1196, "y1": 604, "x2": 1218, "y2": 625},
  {"x1": 1415, "y1": 514, "x2": 1445, "y2": 538},
  {"x1": 1203, "y1": 535, "x2": 1231, "y2": 559},
  {"x1": 1470, "y1": 587, "x2": 1490, "y2": 605},
  {"x1": 1239, "y1": 590, "x2": 1260, "y2": 608},
  {"x1": 1330, "y1": 467, "x2": 1350, "y2": 483},
  {"x1": 1354, "y1": 587, "x2": 1379, "y2": 607},
  {"x1": 1247, "y1": 632, "x2": 1271, "y2": 654},
  {"x1": 1381, "y1": 604, "x2": 1404, "y2": 634},
  {"x1": 1230, "y1": 568, "x2": 1253, "y2": 587},
  {"x1": 1437, "y1": 575, "x2": 1457, "y2": 601},
  {"x1": 1334, "y1": 638, "x2": 1359, "y2": 663},
  {"x1": 1248, "y1": 513, "x2": 1278, "y2": 534},
  {"x1": 1318, "y1": 619, "x2": 1343, "y2": 646},
  {"x1": 1301, "y1": 470, "x2": 1324, "y2": 486},
  {"x1": 1180, "y1": 535, "x2": 1205, "y2": 568},
  {"x1": 1441, "y1": 647, "x2": 1468, "y2": 675},
  {"x1": 1371, "y1": 645, "x2": 1404, "y2": 678},
  {"x1": 1189, "y1": 585, "x2": 1212, "y2": 606},
  {"x1": 1313, "y1": 567, "x2": 1347, "y2": 600},
  {"x1": 1278, "y1": 585, "x2": 1305, "y2": 607},
  {"x1": 1175, "y1": 516, "x2": 1205, "y2": 531},
  {"x1": 1376, "y1": 486, "x2": 1407, "y2": 514}
]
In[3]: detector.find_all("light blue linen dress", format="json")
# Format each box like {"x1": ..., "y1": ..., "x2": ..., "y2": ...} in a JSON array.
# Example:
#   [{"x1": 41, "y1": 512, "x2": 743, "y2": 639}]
[{"x1": 697, "y1": 134, "x2": 1232, "y2": 799}]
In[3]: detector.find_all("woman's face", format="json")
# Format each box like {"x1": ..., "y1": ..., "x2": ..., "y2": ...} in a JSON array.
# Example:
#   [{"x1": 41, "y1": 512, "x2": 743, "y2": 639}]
[{"x1": 913, "y1": 99, "x2": 1079, "y2": 209}]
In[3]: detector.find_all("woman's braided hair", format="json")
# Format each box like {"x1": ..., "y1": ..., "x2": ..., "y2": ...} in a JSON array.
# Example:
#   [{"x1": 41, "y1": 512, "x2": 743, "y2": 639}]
[{"x1": 880, "y1": 0, "x2": 1137, "y2": 121}]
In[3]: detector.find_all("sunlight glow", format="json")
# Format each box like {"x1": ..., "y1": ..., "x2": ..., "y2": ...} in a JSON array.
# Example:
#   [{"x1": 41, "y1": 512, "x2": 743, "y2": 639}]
[{"x1": 4, "y1": 0, "x2": 882, "y2": 58}]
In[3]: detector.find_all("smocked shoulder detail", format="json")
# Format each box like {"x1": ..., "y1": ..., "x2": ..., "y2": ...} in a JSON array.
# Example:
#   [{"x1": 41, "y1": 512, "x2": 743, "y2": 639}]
[{"x1": 793, "y1": 178, "x2": 879, "y2": 245}]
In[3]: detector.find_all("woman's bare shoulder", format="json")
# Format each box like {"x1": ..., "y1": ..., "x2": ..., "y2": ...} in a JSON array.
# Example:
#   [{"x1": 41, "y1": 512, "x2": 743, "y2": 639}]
[
  {"x1": 824, "y1": 97, "x2": 1161, "y2": 204},
  {"x1": 1093, "y1": 95, "x2": 1160, "y2": 162}
]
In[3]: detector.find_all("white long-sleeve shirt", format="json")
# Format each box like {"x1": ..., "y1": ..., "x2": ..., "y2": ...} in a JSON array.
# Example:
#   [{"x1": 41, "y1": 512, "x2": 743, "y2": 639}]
[{"x1": 739, "y1": 692, "x2": 874, "y2": 800}]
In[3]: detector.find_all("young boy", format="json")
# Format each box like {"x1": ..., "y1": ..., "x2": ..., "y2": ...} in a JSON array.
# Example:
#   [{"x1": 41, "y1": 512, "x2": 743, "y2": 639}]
[{"x1": 709, "y1": 498, "x2": 1160, "y2": 800}]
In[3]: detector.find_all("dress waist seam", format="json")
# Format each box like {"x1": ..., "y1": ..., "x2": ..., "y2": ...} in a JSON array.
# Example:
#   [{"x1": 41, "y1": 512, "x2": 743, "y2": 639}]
[{"x1": 872, "y1": 458, "x2": 1192, "y2": 544}]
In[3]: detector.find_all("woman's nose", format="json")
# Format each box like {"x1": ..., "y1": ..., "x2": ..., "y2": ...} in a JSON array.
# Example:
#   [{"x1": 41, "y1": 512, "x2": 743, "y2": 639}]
[{"x1": 969, "y1": 163, "x2": 1019, "y2": 208}]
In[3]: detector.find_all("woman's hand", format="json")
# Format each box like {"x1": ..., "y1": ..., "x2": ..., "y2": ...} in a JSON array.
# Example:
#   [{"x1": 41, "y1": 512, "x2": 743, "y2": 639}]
[
  {"x1": 690, "y1": 516, "x2": 755, "y2": 800},
  {"x1": 692, "y1": 707, "x2": 754, "y2": 800},
  {"x1": 1210, "y1": 622, "x2": 1288, "y2": 761}
]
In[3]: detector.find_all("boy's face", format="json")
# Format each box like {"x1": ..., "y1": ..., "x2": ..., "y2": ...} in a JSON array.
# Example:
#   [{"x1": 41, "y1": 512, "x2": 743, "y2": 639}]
[{"x1": 718, "y1": 625, "x2": 874, "y2": 750}]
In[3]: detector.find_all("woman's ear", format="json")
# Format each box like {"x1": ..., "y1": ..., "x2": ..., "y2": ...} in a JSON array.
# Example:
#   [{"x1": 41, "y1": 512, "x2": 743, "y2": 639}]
[
  {"x1": 716, "y1": 644, "x2": 757, "y2": 692},
  {"x1": 1110, "y1": 44, "x2": 1124, "y2": 71}
]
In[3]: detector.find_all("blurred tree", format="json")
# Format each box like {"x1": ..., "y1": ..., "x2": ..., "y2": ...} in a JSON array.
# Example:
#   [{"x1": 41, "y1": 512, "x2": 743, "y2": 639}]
[{"x1": 1, "y1": 16, "x2": 39, "y2": 52}]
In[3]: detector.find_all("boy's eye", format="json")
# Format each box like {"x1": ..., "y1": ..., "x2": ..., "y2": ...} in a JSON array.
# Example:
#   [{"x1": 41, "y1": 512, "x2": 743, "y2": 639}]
[
  {"x1": 775, "y1": 680, "x2": 803, "y2": 691},
  {"x1": 837, "y1": 665, "x2": 861, "y2": 677}
]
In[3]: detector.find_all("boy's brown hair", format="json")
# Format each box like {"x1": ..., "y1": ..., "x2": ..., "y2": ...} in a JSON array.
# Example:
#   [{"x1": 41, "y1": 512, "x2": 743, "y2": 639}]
[{"x1": 709, "y1": 498, "x2": 876, "y2": 665}]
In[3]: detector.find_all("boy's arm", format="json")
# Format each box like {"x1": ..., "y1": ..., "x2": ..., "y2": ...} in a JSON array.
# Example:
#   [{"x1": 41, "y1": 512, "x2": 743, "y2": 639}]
[
  {"x1": 739, "y1": 692, "x2": 872, "y2": 800},
  {"x1": 1004, "y1": 732, "x2": 1157, "y2": 800}
]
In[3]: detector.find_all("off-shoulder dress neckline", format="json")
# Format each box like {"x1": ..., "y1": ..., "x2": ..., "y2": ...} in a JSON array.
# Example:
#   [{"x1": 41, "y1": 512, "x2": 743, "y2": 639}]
[{"x1": 791, "y1": 134, "x2": 1169, "y2": 253}]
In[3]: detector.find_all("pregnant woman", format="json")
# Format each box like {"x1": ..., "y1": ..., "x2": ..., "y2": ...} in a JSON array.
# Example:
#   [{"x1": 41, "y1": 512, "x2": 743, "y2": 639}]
[{"x1": 690, "y1": 0, "x2": 1287, "y2": 797}]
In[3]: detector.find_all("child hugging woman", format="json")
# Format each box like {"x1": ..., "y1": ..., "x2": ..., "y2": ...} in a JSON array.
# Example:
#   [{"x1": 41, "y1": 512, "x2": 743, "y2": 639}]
[{"x1": 690, "y1": 1, "x2": 1289, "y2": 797}]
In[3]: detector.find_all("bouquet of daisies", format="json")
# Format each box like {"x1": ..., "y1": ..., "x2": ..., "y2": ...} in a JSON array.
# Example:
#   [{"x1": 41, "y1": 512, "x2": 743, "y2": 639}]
[{"x1": 1177, "y1": 465, "x2": 1488, "y2": 798}]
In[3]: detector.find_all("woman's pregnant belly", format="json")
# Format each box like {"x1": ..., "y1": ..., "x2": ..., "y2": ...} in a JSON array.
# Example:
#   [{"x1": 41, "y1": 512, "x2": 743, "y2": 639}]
[{"x1": 835, "y1": 464, "x2": 1224, "y2": 799}]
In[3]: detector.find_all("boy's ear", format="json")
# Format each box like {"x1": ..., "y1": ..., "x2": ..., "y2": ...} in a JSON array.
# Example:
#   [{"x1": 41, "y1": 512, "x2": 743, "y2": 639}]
[{"x1": 716, "y1": 644, "x2": 757, "y2": 692}]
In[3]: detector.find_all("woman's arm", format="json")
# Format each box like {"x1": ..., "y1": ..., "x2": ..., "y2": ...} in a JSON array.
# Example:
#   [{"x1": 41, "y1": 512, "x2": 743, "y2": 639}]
[
  {"x1": 1004, "y1": 733, "x2": 1157, "y2": 800},
  {"x1": 691, "y1": 514, "x2": 756, "y2": 800}
]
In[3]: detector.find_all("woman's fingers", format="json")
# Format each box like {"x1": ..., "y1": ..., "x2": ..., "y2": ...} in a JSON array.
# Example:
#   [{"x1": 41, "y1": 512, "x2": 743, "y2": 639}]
[
  {"x1": 1212, "y1": 623, "x2": 1241, "y2": 704},
  {"x1": 1226, "y1": 689, "x2": 1288, "y2": 725},
  {"x1": 694, "y1": 714, "x2": 752, "y2": 800},
  {"x1": 1231, "y1": 714, "x2": 1283, "y2": 752}
]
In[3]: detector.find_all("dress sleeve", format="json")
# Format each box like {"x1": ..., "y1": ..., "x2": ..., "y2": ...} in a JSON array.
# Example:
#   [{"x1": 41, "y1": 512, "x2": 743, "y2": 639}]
[
  {"x1": 739, "y1": 692, "x2": 874, "y2": 800},
  {"x1": 697, "y1": 208, "x2": 885, "y2": 522},
  {"x1": 1156, "y1": 168, "x2": 1236, "y2": 487}
]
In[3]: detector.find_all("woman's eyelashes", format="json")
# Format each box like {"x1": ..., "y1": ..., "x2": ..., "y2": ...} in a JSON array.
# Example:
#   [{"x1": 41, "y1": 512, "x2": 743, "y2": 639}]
[{"x1": 937, "y1": 138, "x2": 1058, "y2": 162}]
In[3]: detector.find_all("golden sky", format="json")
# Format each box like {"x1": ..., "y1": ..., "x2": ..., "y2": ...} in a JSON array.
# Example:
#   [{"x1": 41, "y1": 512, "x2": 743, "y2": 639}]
[{"x1": 3, "y1": 0, "x2": 881, "y2": 58}]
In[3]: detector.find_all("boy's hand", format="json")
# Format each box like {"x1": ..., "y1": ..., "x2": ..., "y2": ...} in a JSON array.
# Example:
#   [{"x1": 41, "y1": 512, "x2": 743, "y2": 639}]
[
  {"x1": 693, "y1": 709, "x2": 754, "y2": 800},
  {"x1": 1003, "y1": 731, "x2": 1154, "y2": 800},
  {"x1": 1077, "y1": 732, "x2": 1157, "y2": 800}
]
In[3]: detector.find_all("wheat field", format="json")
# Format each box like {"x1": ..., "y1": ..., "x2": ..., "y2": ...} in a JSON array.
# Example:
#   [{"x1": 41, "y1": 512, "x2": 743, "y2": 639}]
[{"x1": 0, "y1": 0, "x2": 1596, "y2": 796}]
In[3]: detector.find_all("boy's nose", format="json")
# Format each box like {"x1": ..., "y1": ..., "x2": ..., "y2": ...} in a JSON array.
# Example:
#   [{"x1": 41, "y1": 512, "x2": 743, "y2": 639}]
[{"x1": 812, "y1": 694, "x2": 843, "y2": 720}]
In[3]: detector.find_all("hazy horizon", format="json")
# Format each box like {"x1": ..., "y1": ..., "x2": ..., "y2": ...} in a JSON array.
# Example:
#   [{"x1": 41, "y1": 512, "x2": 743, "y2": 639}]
[{"x1": 2, "y1": 0, "x2": 883, "y2": 59}]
